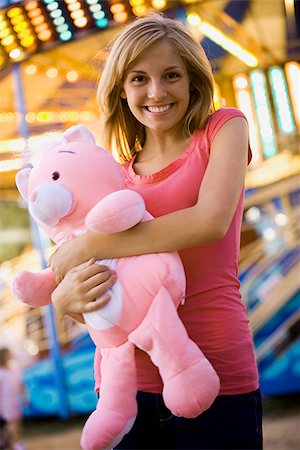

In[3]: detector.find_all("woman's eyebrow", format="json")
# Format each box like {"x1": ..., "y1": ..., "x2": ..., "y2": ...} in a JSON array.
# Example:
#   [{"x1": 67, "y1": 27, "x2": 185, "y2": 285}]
[{"x1": 128, "y1": 65, "x2": 183, "y2": 74}]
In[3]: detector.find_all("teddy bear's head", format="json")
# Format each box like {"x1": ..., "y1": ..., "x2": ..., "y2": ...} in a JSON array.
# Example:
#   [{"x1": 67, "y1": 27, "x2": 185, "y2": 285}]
[{"x1": 16, "y1": 125, "x2": 126, "y2": 242}]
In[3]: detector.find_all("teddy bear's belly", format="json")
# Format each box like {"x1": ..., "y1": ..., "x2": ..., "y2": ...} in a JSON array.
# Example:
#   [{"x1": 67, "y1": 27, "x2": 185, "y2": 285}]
[{"x1": 84, "y1": 252, "x2": 186, "y2": 348}]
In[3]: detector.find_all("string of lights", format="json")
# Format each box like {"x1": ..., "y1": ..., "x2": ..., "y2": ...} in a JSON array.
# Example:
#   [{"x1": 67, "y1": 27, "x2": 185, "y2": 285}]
[{"x1": 0, "y1": 0, "x2": 174, "y2": 68}]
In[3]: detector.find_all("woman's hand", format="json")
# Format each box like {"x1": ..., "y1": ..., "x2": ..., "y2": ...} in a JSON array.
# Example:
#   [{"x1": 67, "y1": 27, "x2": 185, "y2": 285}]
[
  {"x1": 49, "y1": 233, "x2": 96, "y2": 283},
  {"x1": 51, "y1": 258, "x2": 117, "y2": 321}
]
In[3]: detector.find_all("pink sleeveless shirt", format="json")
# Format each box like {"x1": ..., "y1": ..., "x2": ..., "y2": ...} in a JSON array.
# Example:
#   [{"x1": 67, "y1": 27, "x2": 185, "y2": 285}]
[{"x1": 121, "y1": 108, "x2": 259, "y2": 395}]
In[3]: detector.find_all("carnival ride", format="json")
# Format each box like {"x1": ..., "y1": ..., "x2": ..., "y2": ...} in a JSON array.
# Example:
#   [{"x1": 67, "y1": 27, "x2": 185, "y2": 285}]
[{"x1": 0, "y1": 0, "x2": 299, "y2": 418}]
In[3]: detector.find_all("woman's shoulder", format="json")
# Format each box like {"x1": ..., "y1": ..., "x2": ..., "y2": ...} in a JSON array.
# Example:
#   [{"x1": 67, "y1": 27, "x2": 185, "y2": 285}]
[
  {"x1": 208, "y1": 107, "x2": 247, "y2": 127},
  {"x1": 203, "y1": 107, "x2": 247, "y2": 141}
]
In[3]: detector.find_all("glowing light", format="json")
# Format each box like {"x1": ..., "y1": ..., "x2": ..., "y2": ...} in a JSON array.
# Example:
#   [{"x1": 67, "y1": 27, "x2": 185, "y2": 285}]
[
  {"x1": 245, "y1": 207, "x2": 261, "y2": 224},
  {"x1": 151, "y1": 0, "x2": 166, "y2": 9},
  {"x1": 21, "y1": 36, "x2": 35, "y2": 48},
  {"x1": 133, "y1": 5, "x2": 147, "y2": 16},
  {"x1": 14, "y1": 22, "x2": 27, "y2": 33},
  {"x1": 90, "y1": 4, "x2": 102, "y2": 13},
  {"x1": 262, "y1": 227, "x2": 277, "y2": 242},
  {"x1": 66, "y1": 70, "x2": 78, "y2": 82},
  {"x1": 187, "y1": 13, "x2": 258, "y2": 67},
  {"x1": 68, "y1": 2, "x2": 81, "y2": 12},
  {"x1": 7, "y1": 7, "x2": 22, "y2": 19},
  {"x1": 234, "y1": 76, "x2": 248, "y2": 90},
  {"x1": 111, "y1": 3, "x2": 125, "y2": 14},
  {"x1": 130, "y1": 0, "x2": 144, "y2": 5},
  {"x1": 96, "y1": 18, "x2": 108, "y2": 28},
  {"x1": 233, "y1": 74, "x2": 262, "y2": 164},
  {"x1": 27, "y1": 9, "x2": 41, "y2": 19},
  {"x1": 268, "y1": 66, "x2": 296, "y2": 134},
  {"x1": 59, "y1": 31, "x2": 72, "y2": 41},
  {"x1": 0, "y1": 29, "x2": 10, "y2": 39},
  {"x1": 46, "y1": 67, "x2": 58, "y2": 78},
  {"x1": 71, "y1": 10, "x2": 84, "y2": 19},
  {"x1": 38, "y1": 30, "x2": 52, "y2": 41},
  {"x1": 25, "y1": 64, "x2": 37, "y2": 75},
  {"x1": 74, "y1": 17, "x2": 88, "y2": 28},
  {"x1": 35, "y1": 23, "x2": 48, "y2": 33},
  {"x1": 274, "y1": 213, "x2": 289, "y2": 226},
  {"x1": 186, "y1": 13, "x2": 201, "y2": 27},
  {"x1": 285, "y1": 62, "x2": 300, "y2": 128},
  {"x1": 50, "y1": 9, "x2": 62, "y2": 18},
  {"x1": 9, "y1": 48, "x2": 22, "y2": 59},
  {"x1": 114, "y1": 12, "x2": 128, "y2": 23},
  {"x1": 25, "y1": 1, "x2": 39, "y2": 10},
  {"x1": 249, "y1": 70, "x2": 277, "y2": 159},
  {"x1": 2, "y1": 35, "x2": 15, "y2": 46}
]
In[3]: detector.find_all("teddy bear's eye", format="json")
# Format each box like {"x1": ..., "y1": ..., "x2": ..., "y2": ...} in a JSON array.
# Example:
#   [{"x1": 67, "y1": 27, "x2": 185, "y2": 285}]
[{"x1": 52, "y1": 172, "x2": 60, "y2": 180}]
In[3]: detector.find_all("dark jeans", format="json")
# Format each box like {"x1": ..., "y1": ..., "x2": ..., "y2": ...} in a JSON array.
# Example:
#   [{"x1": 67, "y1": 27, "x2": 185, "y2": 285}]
[{"x1": 115, "y1": 389, "x2": 263, "y2": 450}]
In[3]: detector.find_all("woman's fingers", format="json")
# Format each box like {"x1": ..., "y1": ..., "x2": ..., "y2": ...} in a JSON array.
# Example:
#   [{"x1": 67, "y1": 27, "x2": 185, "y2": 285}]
[
  {"x1": 81, "y1": 267, "x2": 116, "y2": 292},
  {"x1": 84, "y1": 294, "x2": 112, "y2": 312}
]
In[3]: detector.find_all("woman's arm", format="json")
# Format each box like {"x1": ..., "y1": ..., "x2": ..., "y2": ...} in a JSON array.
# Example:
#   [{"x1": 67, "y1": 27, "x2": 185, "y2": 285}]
[{"x1": 50, "y1": 117, "x2": 249, "y2": 282}]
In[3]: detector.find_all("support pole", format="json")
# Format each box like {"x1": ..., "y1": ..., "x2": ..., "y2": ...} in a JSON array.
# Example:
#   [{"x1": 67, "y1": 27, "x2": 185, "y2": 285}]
[{"x1": 12, "y1": 63, "x2": 69, "y2": 420}]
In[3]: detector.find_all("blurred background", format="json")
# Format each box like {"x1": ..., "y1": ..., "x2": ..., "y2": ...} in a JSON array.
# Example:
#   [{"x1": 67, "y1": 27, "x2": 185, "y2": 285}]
[{"x1": 0, "y1": 0, "x2": 299, "y2": 449}]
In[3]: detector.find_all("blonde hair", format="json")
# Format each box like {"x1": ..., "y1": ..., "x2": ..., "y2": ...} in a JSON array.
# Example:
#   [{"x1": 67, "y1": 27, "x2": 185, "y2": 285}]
[{"x1": 97, "y1": 13, "x2": 215, "y2": 162}]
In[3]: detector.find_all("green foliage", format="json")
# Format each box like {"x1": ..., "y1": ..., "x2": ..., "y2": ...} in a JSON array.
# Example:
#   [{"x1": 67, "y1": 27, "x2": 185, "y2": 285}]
[
  {"x1": 0, "y1": 200, "x2": 31, "y2": 263},
  {"x1": 0, "y1": 200, "x2": 30, "y2": 229}
]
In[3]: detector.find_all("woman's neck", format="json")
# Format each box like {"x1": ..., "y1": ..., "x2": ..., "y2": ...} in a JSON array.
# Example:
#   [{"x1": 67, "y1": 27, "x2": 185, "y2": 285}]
[{"x1": 133, "y1": 131, "x2": 193, "y2": 175}]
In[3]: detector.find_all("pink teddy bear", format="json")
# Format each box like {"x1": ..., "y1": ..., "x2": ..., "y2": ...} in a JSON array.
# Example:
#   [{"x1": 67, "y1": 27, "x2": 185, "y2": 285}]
[{"x1": 13, "y1": 125, "x2": 220, "y2": 450}]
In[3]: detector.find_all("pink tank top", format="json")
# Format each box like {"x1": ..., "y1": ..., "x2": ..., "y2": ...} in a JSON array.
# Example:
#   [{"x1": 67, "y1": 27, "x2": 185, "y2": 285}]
[{"x1": 121, "y1": 108, "x2": 259, "y2": 395}]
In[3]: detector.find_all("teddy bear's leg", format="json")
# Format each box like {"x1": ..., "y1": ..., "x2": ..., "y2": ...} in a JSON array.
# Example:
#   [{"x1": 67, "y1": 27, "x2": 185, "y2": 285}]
[
  {"x1": 128, "y1": 286, "x2": 220, "y2": 419},
  {"x1": 13, "y1": 268, "x2": 57, "y2": 307},
  {"x1": 80, "y1": 340, "x2": 138, "y2": 450}
]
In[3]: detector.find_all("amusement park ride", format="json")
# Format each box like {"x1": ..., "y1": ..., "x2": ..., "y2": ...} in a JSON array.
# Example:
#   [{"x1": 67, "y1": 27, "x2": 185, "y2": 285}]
[{"x1": 0, "y1": 0, "x2": 299, "y2": 418}]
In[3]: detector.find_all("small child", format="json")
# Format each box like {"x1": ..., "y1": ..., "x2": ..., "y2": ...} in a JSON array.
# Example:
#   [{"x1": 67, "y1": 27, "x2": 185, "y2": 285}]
[{"x1": 0, "y1": 347, "x2": 27, "y2": 450}]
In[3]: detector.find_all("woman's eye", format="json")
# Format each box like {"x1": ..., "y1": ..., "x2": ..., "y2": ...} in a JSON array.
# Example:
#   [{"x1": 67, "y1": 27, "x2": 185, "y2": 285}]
[
  {"x1": 52, "y1": 172, "x2": 60, "y2": 180},
  {"x1": 166, "y1": 72, "x2": 179, "y2": 79},
  {"x1": 132, "y1": 75, "x2": 145, "y2": 83}
]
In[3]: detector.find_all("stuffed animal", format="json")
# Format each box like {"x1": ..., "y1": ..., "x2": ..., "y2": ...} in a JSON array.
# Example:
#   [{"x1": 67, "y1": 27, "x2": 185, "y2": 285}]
[{"x1": 13, "y1": 125, "x2": 220, "y2": 450}]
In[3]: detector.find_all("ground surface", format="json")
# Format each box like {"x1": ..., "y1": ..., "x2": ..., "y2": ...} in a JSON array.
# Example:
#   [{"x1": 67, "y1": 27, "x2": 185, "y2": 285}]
[{"x1": 19, "y1": 395, "x2": 300, "y2": 450}]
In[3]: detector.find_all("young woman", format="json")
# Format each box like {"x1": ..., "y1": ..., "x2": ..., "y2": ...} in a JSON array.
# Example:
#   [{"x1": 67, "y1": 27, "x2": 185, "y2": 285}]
[{"x1": 51, "y1": 13, "x2": 263, "y2": 449}]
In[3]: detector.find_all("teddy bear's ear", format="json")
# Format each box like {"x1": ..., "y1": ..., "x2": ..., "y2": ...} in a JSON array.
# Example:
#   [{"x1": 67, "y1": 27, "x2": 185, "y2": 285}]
[
  {"x1": 15, "y1": 166, "x2": 32, "y2": 200},
  {"x1": 63, "y1": 124, "x2": 95, "y2": 144}
]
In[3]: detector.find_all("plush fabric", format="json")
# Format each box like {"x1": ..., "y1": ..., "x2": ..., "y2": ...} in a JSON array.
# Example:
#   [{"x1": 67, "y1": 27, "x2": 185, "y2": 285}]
[{"x1": 13, "y1": 125, "x2": 220, "y2": 450}]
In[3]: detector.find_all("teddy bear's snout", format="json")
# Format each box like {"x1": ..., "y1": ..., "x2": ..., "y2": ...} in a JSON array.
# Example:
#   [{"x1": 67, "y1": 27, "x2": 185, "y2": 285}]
[{"x1": 28, "y1": 182, "x2": 73, "y2": 228}]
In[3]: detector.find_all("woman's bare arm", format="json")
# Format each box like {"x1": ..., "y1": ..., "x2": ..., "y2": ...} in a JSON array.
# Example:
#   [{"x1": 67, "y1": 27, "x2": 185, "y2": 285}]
[{"x1": 50, "y1": 117, "x2": 249, "y2": 282}]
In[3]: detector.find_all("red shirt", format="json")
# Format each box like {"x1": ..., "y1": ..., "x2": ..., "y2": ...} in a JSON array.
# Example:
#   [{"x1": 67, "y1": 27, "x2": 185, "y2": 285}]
[{"x1": 122, "y1": 108, "x2": 259, "y2": 395}]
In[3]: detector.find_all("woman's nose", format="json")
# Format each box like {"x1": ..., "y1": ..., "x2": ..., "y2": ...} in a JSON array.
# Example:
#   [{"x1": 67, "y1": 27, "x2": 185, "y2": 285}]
[{"x1": 147, "y1": 81, "x2": 167, "y2": 100}]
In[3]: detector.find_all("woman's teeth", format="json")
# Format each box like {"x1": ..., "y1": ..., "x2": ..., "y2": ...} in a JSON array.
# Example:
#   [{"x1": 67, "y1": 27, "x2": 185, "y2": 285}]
[{"x1": 146, "y1": 104, "x2": 171, "y2": 113}]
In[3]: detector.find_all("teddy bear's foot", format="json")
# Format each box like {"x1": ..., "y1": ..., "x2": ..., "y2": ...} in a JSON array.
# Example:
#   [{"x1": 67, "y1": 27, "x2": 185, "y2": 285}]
[
  {"x1": 163, "y1": 357, "x2": 220, "y2": 418},
  {"x1": 13, "y1": 268, "x2": 56, "y2": 306},
  {"x1": 128, "y1": 286, "x2": 220, "y2": 419},
  {"x1": 80, "y1": 408, "x2": 136, "y2": 450}
]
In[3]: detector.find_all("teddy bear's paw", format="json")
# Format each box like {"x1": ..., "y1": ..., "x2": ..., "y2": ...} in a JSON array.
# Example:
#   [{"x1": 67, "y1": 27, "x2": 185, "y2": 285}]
[
  {"x1": 80, "y1": 409, "x2": 136, "y2": 450},
  {"x1": 163, "y1": 358, "x2": 220, "y2": 418},
  {"x1": 13, "y1": 270, "x2": 53, "y2": 307}
]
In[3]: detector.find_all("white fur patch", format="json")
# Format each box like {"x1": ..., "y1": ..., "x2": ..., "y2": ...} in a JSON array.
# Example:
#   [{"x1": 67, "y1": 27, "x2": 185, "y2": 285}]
[{"x1": 83, "y1": 259, "x2": 123, "y2": 329}]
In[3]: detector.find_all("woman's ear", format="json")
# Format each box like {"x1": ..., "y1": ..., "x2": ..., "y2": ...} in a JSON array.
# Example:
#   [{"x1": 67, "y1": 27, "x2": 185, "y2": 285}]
[{"x1": 120, "y1": 88, "x2": 127, "y2": 99}]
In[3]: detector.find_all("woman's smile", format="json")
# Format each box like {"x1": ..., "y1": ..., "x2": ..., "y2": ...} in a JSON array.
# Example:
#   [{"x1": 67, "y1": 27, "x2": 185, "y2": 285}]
[{"x1": 144, "y1": 104, "x2": 173, "y2": 114}]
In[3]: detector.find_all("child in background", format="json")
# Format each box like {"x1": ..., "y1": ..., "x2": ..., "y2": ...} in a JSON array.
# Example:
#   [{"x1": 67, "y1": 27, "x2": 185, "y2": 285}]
[
  {"x1": 0, "y1": 348, "x2": 27, "y2": 450},
  {"x1": 50, "y1": 13, "x2": 263, "y2": 449}
]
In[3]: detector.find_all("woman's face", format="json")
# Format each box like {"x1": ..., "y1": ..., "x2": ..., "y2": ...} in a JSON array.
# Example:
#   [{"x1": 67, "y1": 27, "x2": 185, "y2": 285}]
[{"x1": 121, "y1": 39, "x2": 190, "y2": 138}]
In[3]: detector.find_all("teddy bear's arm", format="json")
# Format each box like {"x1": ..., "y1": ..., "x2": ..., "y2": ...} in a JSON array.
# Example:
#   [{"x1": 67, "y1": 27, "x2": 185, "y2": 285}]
[
  {"x1": 85, "y1": 189, "x2": 147, "y2": 233},
  {"x1": 13, "y1": 267, "x2": 57, "y2": 307}
]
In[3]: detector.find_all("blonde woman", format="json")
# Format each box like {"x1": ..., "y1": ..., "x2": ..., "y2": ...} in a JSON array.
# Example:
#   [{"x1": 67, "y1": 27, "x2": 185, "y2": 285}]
[{"x1": 51, "y1": 13, "x2": 263, "y2": 449}]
